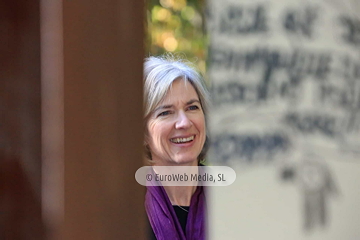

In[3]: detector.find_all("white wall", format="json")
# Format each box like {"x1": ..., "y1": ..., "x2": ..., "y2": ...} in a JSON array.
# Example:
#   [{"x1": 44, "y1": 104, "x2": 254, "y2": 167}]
[{"x1": 207, "y1": 0, "x2": 360, "y2": 239}]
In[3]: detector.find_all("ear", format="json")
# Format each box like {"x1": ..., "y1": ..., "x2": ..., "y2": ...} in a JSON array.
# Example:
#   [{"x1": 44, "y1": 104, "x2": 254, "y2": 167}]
[
  {"x1": 143, "y1": 130, "x2": 152, "y2": 160},
  {"x1": 144, "y1": 142, "x2": 152, "y2": 160},
  {"x1": 143, "y1": 119, "x2": 153, "y2": 161}
]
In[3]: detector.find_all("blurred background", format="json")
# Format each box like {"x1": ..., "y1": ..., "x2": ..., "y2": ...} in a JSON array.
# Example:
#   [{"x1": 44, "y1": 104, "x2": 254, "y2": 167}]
[
  {"x1": 1, "y1": 0, "x2": 360, "y2": 239},
  {"x1": 146, "y1": 0, "x2": 207, "y2": 76}
]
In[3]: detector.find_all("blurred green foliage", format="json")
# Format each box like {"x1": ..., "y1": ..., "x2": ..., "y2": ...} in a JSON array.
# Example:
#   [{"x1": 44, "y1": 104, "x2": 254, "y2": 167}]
[{"x1": 146, "y1": 0, "x2": 207, "y2": 76}]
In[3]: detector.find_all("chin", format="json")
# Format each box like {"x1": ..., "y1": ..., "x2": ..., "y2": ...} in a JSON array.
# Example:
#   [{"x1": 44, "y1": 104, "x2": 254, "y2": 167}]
[{"x1": 173, "y1": 156, "x2": 199, "y2": 165}]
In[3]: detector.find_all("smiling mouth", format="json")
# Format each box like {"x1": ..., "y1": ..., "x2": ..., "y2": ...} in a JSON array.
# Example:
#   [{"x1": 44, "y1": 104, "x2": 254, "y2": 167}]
[{"x1": 170, "y1": 135, "x2": 195, "y2": 144}]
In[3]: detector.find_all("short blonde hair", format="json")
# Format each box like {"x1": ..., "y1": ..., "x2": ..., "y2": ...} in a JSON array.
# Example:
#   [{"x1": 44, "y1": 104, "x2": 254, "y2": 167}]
[{"x1": 143, "y1": 55, "x2": 210, "y2": 162}]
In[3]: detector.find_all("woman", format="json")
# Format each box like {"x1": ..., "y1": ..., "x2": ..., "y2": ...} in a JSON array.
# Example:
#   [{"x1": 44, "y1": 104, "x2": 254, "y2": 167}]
[{"x1": 143, "y1": 55, "x2": 210, "y2": 240}]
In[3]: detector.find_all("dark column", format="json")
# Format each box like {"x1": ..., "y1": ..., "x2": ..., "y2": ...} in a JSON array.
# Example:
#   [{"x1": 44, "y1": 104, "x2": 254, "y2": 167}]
[
  {"x1": 0, "y1": 0, "x2": 44, "y2": 239},
  {"x1": 47, "y1": 0, "x2": 145, "y2": 239}
]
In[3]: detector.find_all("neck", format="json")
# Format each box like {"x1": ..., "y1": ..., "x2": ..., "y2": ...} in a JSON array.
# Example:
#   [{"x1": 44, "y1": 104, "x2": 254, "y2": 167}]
[
  {"x1": 152, "y1": 159, "x2": 199, "y2": 206},
  {"x1": 163, "y1": 185, "x2": 197, "y2": 206}
]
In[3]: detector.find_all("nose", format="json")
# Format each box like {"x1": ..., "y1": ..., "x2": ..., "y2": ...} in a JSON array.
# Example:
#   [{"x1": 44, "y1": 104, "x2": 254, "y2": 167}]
[{"x1": 175, "y1": 111, "x2": 192, "y2": 129}]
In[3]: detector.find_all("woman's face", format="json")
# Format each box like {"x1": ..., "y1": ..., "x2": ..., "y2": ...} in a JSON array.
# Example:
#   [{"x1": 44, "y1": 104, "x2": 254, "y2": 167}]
[{"x1": 147, "y1": 79, "x2": 206, "y2": 166}]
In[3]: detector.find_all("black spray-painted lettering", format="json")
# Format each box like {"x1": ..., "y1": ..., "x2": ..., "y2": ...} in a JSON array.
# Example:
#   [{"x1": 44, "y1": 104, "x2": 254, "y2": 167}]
[
  {"x1": 219, "y1": 5, "x2": 268, "y2": 34},
  {"x1": 320, "y1": 81, "x2": 360, "y2": 134},
  {"x1": 210, "y1": 47, "x2": 332, "y2": 80},
  {"x1": 342, "y1": 56, "x2": 360, "y2": 80},
  {"x1": 212, "y1": 133, "x2": 289, "y2": 163},
  {"x1": 210, "y1": 47, "x2": 332, "y2": 105},
  {"x1": 283, "y1": 7, "x2": 318, "y2": 38},
  {"x1": 340, "y1": 16, "x2": 360, "y2": 46},
  {"x1": 211, "y1": 81, "x2": 298, "y2": 105},
  {"x1": 320, "y1": 83, "x2": 360, "y2": 110},
  {"x1": 284, "y1": 113, "x2": 337, "y2": 137}
]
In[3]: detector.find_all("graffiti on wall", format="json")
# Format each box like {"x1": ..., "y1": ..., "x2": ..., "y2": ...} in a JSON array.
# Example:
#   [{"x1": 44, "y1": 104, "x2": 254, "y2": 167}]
[
  {"x1": 207, "y1": 0, "x2": 359, "y2": 233},
  {"x1": 208, "y1": 2, "x2": 360, "y2": 164},
  {"x1": 281, "y1": 157, "x2": 339, "y2": 231}
]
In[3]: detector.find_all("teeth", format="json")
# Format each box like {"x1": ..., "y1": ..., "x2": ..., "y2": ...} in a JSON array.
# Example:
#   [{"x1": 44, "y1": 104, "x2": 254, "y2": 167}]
[{"x1": 170, "y1": 136, "x2": 194, "y2": 143}]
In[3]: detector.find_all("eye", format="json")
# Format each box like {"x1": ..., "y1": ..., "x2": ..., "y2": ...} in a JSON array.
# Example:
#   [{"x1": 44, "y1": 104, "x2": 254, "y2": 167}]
[
  {"x1": 158, "y1": 111, "x2": 171, "y2": 117},
  {"x1": 188, "y1": 105, "x2": 199, "y2": 111}
]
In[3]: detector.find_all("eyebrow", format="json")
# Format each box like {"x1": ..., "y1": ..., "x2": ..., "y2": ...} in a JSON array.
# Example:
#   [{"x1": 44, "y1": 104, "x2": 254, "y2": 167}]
[
  {"x1": 187, "y1": 99, "x2": 201, "y2": 105},
  {"x1": 154, "y1": 99, "x2": 201, "y2": 112}
]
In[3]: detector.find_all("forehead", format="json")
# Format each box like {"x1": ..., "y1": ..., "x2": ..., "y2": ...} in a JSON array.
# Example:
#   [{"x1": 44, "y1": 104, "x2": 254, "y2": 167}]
[{"x1": 161, "y1": 79, "x2": 199, "y2": 104}]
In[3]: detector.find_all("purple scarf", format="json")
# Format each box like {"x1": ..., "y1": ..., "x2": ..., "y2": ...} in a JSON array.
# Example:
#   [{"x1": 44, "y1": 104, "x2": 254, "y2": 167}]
[{"x1": 145, "y1": 184, "x2": 206, "y2": 240}]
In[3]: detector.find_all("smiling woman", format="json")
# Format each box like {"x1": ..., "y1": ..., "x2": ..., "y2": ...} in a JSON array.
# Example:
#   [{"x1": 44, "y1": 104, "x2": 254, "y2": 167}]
[
  {"x1": 143, "y1": 55, "x2": 210, "y2": 240},
  {"x1": 147, "y1": 79, "x2": 206, "y2": 166}
]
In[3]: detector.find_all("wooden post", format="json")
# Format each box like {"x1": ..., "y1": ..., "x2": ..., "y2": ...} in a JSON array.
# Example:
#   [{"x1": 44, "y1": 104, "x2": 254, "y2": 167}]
[{"x1": 41, "y1": 0, "x2": 145, "y2": 239}]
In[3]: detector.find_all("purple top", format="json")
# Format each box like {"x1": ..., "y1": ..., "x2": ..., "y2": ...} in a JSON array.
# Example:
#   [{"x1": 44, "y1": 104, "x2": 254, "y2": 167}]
[{"x1": 145, "y1": 184, "x2": 206, "y2": 240}]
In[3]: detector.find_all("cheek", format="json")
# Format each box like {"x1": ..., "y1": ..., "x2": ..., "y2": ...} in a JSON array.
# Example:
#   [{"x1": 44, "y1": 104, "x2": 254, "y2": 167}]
[
  {"x1": 147, "y1": 120, "x2": 170, "y2": 145},
  {"x1": 147, "y1": 121, "x2": 159, "y2": 144},
  {"x1": 195, "y1": 116, "x2": 206, "y2": 145},
  {"x1": 194, "y1": 115, "x2": 206, "y2": 133}
]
